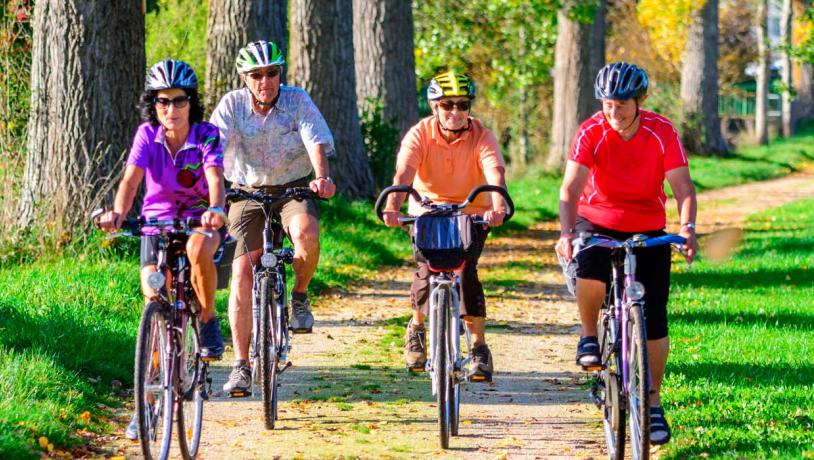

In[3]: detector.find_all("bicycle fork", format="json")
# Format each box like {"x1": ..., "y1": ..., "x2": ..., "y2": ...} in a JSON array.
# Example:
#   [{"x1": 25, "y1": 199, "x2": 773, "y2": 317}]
[{"x1": 427, "y1": 276, "x2": 464, "y2": 396}]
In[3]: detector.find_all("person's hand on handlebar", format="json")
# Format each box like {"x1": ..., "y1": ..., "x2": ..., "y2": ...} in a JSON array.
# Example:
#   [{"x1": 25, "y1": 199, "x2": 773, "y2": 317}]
[
  {"x1": 201, "y1": 208, "x2": 228, "y2": 230},
  {"x1": 382, "y1": 209, "x2": 403, "y2": 228},
  {"x1": 555, "y1": 232, "x2": 577, "y2": 262},
  {"x1": 483, "y1": 209, "x2": 506, "y2": 227},
  {"x1": 678, "y1": 226, "x2": 697, "y2": 264},
  {"x1": 310, "y1": 177, "x2": 336, "y2": 199},
  {"x1": 96, "y1": 211, "x2": 124, "y2": 232}
]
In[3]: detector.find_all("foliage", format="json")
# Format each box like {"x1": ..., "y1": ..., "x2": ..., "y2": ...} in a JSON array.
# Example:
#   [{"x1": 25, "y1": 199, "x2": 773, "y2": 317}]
[
  {"x1": 145, "y1": 0, "x2": 208, "y2": 86},
  {"x1": 359, "y1": 98, "x2": 401, "y2": 192},
  {"x1": 662, "y1": 200, "x2": 814, "y2": 458},
  {"x1": 636, "y1": 0, "x2": 702, "y2": 68},
  {"x1": 718, "y1": 0, "x2": 758, "y2": 87},
  {"x1": 0, "y1": 0, "x2": 32, "y2": 234},
  {"x1": 791, "y1": 6, "x2": 814, "y2": 64}
]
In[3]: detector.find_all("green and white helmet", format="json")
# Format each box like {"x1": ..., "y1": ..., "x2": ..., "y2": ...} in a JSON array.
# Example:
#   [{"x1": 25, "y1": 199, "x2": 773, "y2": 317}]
[{"x1": 235, "y1": 40, "x2": 285, "y2": 74}]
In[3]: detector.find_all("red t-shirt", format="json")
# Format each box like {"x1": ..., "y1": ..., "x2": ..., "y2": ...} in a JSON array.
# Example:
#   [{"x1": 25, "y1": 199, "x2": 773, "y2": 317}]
[{"x1": 569, "y1": 110, "x2": 689, "y2": 232}]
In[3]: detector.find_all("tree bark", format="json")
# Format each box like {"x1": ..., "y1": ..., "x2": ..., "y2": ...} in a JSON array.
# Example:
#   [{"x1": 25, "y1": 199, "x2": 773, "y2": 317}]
[
  {"x1": 290, "y1": 0, "x2": 375, "y2": 199},
  {"x1": 680, "y1": 0, "x2": 729, "y2": 155},
  {"x1": 755, "y1": 0, "x2": 770, "y2": 145},
  {"x1": 792, "y1": 0, "x2": 814, "y2": 124},
  {"x1": 546, "y1": 0, "x2": 606, "y2": 171},
  {"x1": 352, "y1": 0, "x2": 418, "y2": 138},
  {"x1": 205, "y1": 0, "x2": 288, "y2": 109},
  {"x1": 18, "y1": 0, "x2": 144, "y2": 232},
  {"x1": 781, "y1": 0, "x2": 793, "y2": 137}
]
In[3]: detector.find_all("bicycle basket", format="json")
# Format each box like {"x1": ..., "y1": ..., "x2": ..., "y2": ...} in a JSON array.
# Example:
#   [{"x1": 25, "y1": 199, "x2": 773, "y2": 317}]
[
  {"x1": 412, "y1": 214, "x2": 477, "y2": 270},
  {"x1": 214, "y1": 234, "x2": 237, "y2": 290}
]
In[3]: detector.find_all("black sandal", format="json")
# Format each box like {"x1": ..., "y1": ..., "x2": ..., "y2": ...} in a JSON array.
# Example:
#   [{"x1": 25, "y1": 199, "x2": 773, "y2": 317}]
[
  {"x1": 650, "y1": 405, "x2": 672, "y2": 445},
  {"x1": 575, "y1": 336, "x2": 601, "y2": 370}
]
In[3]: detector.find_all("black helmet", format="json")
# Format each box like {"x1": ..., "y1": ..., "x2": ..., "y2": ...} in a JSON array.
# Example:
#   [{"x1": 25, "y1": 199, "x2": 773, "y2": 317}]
[
  {"x1": 145, "y1": 59, "x2": 198, "y2": 91},
  {"x1": 594, "y1": 62, "x2": 648, "y2": 100}
]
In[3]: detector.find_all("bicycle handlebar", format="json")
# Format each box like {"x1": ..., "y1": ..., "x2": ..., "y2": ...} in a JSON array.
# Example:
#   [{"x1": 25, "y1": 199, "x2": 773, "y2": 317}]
[
  {"x1": 575, "y1": 233, "x2": 687, "y2": 251},
  {"x1": 374, "y1": 184, "x2": 515, "y2": 223},
  {"x1": 225, "y1": 186, "x2": 324, "y2": 206},
  {"x1": 91, "y1": 209, "x2": 210, "y2": 238}
]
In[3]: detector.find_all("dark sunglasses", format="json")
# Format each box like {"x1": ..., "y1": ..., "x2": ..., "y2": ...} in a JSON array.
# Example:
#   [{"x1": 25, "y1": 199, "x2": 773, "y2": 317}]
[
  {"x1": 248, "y1": 67, "x2": 281, "y2": 80},
  {"x1": 153, "y1": 95, "x2": 191, "y2": 109},
  {"x1": 438, "y1": 99, "x2": 471, "y2": 111}
]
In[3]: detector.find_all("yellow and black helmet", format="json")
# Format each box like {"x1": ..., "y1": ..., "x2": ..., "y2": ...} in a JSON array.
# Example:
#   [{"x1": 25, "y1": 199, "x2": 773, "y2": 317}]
[{"x1": 427, "y1": 71, "x2": 476, "y2": 101}]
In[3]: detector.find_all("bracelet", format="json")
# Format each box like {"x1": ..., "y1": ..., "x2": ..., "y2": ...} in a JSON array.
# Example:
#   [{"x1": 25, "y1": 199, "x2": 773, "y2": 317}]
[
  {"x1": 680, "y1": 222, "x2": 696, "y2": 230},
  {"x1": 315, "y1": 176, "x2": 334, "y2": 184},
  {"x1": 208, "y1": 206, "x2": 230, "y2": 225}
]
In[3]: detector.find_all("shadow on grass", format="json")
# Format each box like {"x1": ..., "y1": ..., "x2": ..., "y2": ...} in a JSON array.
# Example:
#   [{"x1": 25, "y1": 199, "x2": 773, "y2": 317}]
[
  {"x1": 669, "y1": 361, "x2": 814, "y2": 387},
  {"x1": 673, "y1": 267, "x2": 814, "y2": 289}
]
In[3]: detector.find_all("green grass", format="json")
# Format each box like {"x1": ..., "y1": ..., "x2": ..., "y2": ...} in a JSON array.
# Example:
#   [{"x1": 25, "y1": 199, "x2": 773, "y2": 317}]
[{"x1": 662, "y1": 200, "x2": 814, "y2": 459}]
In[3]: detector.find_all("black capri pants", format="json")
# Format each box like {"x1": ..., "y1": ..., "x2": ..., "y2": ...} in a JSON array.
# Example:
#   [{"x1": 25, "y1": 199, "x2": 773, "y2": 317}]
[{"x1": 574, "y1": 216, "x2": 672, "y2": 340}]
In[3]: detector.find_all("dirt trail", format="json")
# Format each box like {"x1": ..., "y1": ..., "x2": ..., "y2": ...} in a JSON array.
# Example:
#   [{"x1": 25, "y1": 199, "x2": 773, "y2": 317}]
[{"x1": 110, "y1": 170, "x2": 814, "y2": 459}]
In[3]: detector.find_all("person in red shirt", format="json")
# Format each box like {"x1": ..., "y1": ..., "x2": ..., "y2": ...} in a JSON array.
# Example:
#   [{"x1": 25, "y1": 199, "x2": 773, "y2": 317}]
[{"x1": 555, "y1": 62, "x2": 698, "y2": 445}]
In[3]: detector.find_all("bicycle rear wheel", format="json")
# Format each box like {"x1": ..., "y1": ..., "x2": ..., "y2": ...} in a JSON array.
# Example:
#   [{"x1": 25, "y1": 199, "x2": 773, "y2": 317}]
[
  {"x1": 449, "y1": 315, "x2": 461, "y2": 436},
  {"x1": 177, "y1": 316, "x2": 203, "y2": 459},
  {"x1": 627, "y1": 304, "x2": 650, "y2": 460},
  {"x1": 259, "y1": 276, "x2": 280, "y2": 429},
  {"x1": 135, "y1": 301, "x2": 174, "y2": 460},
  {"x1": 435, "y1": 289, "x2": 451, "y2": 449},
  {"x1": 598, "y1": 309, "x2": 625, "y2": 460}
]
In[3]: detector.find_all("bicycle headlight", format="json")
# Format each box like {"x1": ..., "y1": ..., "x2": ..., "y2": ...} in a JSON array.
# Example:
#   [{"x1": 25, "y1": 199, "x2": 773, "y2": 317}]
[
  {"x1": 147, "y1": 272, "x2": 166, "y2": 290},
  {"x1": 260, "y1": 253, "x2": 277, "y2": 268},
  {"x1": 625, "y1": 281, "x2": 646, "y2": 301}
]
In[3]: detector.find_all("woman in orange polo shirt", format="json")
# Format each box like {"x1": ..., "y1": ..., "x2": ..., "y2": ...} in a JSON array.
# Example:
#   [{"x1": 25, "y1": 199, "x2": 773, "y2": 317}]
[{"x1": 382, "y1": 71, "x2": 507, "y2": 382}]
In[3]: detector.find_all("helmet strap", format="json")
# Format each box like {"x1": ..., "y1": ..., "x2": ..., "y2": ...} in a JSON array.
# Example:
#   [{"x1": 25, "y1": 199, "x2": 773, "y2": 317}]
[
  {"x1": 438, "y1": 117, "x2": 471, "y2": 134},
  {"x1": 251, "y1": 92, "x2": 279, "y2": 110}
]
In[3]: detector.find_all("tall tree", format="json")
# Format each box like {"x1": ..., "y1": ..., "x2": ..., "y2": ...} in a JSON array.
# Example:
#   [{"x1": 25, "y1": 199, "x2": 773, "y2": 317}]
[
  {"x1": 18, "y1": 1, "x2": 144, "y2": 232},
  {"x1": 755, "y1": 0, "x2": 770, "y2": 145},
  {"x1": 792, "y1": 0, "x2": 814, "y2": 124},
  {"x1": 780, "y1": 0, "x2": 794, "y2": 137},
  {"x1": 290, "y1": 0, "x2": 375, "y2": 198},
  {"x1": 546, "y1": 0, "x2": 606, "y2": 171},
  {"x1": 680, "y1": 0, "x2": 728, "y2": 155},
  {"x1": 353, "y1": 0, "x2": 419, "y2": 138},
  {"x1": 205, "y1": 0, "x2": 287, "y2": 109}
]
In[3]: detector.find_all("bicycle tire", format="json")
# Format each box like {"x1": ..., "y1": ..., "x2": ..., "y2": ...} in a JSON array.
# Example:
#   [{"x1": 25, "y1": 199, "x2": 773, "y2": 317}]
[
  {"x1": 177, "y1": 315, "x2": 203, "y2": 459},
  {"x1": 449, "y1": 315, "x2": 461, "y2": 436},
  {"x1": 259, "y1": 276, "x2": 279, "y2": 429},
  {"x1": 627, "y1": 304, "x2": 650, "y2": 460},
  {"x1": 135, "y1": 301, "x2": 174, "y2": 460},
  {"x1": 435, "y1": 288, "x2": 450, "y2": 449},
  {"x1": 598, "y1": 309, "x2": 625, "y2": 460}
]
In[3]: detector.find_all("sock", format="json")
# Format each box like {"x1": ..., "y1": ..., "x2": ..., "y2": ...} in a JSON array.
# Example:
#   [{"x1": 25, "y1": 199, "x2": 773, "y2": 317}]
[{"x1": 292, "y1": 291, "x2": 308, "y2": 302}]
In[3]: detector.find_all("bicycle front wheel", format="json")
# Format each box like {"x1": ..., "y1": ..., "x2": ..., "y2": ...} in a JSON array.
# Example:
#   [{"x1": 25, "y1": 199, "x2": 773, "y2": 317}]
[
  {"x1": 177, "y1": 315, "x2": 203, "y2": 459},
  {"x1": 259, "y1": 276, "x2": 280, "y2": 429},
  {"x1": 627, "y1": 304, "x2": 650, "y2": 460},
  {"x1": 435, "y1": 289, "x2": 451, "y2": 449},
  {"x1": 135, "y1": 301, "x2": 174, "y2": 460},
  {"x1": 598, "y1": 309, "x2": 625, "y2": 460},
  {"x1": 449, "y1": 315, "x2": 461, "y2": 436}
]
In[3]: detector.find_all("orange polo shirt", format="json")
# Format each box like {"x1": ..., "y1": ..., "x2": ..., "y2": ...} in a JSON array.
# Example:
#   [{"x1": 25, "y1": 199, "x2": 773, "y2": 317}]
[{"x1": 396, "y1": 116, "x2": 505, "y2": 216}]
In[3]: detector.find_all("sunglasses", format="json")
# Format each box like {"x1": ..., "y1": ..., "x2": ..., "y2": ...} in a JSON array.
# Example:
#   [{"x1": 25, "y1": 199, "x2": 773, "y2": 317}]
[
  {"x1": 438, "y1": 99, "x2": 471, "y2": 111},
  {"x1": 154, "y1": 95, "x2": 191, "y2": 109},
  {"x1": 248, "y1": 67, "x2": 281, "y2": 80}
]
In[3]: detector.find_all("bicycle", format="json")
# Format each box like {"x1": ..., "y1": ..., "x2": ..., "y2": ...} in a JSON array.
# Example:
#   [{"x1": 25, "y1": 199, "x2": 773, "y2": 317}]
[
  {"x1": 375, "y1": 184, "x2": 515, "y2": 449},
  {"x1": 563, "y1": 233, "x2": 685, "y2": 460},
  {"x1": 225, "y1": 186, "x2": 321, "y2": 429},
  {"x1": 92, "y1": 213, "x2": 223, "y2": 460}
]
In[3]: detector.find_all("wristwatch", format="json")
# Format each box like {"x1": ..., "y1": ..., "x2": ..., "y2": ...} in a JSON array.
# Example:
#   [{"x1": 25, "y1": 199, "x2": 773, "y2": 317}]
[
  {"x1": 208, "y1": 206, "x2": 230, "y2": 225},
  {"x1": 681, "y1": 222, "x2": 696, "y2": 231},
  {"x1": 316, "y1": 176, "x2": 334, "y2": 184}
]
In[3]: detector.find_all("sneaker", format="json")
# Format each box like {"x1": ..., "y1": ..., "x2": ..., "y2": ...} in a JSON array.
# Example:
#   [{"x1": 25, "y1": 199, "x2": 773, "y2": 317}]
[
  {"x1": 576, "y1": 335, "x2": 601, "y2": 370},
  {"x1": 404, "y1": 320, "x2": 427, "y2": 371},
  {"x1": 223, "y1": 360, "x2": 252, "y2": 396},
  {"x1": 124, "y1": 411, "x2": 139, "y2": 440},
  {"x1": 290, "y1": 294, "x2": 314, "y2": 333},
  {"x1": 467, "y1": 343, "x2": 493, "y2": 383},
  {"x1": 200, "y1": 317, "x2": 225, "y2": 360},
  {"x1": 650, "y1": 405, "x2": 672, "y2": 445}
]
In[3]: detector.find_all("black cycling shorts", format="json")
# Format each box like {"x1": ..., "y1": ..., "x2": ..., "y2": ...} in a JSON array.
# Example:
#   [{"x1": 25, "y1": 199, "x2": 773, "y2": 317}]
[
  {"x1": 140, "y1": 227, "x2": 226, "y2": 267},
  {"x1": 574, "y1": 216, "x2": 672, "y2": 340}
]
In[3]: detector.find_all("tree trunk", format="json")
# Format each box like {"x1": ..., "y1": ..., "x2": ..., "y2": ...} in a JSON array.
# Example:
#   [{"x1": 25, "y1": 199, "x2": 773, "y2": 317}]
[
  {"x1": 18, "y1": 0, "x2": 144, "y2": 232},
  {"x1": 755, "y1": 0, "x2": 770, "y2": 145},
  {"x1": 781, "y1": 0, "x2": 793, "y2": 137},
  {"x1": 546, "y1": 0, "x2": 606, "y2": 171},
  {"x1": 793, "y1": 0, "x2": 814, "y2": 124},
  {"x1": 352, "y1": 0, "x2": 418, "y2": 138},
  {"x1": 680, "y1": 0, "x2": 729, "y2": 155},
  {"x1": 205, "y1": 0, "x2": 288, "y2": 109},
  {"x1": 290, "y1": 0, "x2": 375, "y2": 199}
]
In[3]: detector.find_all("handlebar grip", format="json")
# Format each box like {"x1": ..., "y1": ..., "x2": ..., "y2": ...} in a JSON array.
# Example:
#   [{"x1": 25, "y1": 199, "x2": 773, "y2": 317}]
[
  {"x1": 463, "y1": 185, "x2": 515, "y2": 222},
  {"x1": 374, "y1": 185, "x2": 422, "y2": 221}
]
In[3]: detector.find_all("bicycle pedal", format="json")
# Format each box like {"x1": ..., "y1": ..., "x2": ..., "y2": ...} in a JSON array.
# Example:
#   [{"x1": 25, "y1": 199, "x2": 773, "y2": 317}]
[
  {"x1": 581, "y1": 364, "x2": 604, "y2": 372},
  {"x1": 201, "y1": 355, "x2": 222, "y2": 363},
  {"x1": 407, "y1": 364, "x2": 426, "y2": 373},
  {"x1": 467, "y1": 374, "x2": 492, "y2": 383},
  {"x1": 229, "y1": 389, "x2": 252, "y2": 398},
  {"x1": 290, "y1": 328, "x2": 312, "y2": 334}
]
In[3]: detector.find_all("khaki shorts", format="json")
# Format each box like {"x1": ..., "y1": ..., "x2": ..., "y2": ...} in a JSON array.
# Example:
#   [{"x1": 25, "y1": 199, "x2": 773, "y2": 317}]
[{"x1": 227, "y1": 177, "x2": 320, "y2": 258}]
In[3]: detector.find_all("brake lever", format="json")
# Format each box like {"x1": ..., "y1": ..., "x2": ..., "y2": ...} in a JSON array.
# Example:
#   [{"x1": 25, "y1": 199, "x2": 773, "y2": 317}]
[{"x1": 192, "y1": 229, "x2": 214, "y2": 238}]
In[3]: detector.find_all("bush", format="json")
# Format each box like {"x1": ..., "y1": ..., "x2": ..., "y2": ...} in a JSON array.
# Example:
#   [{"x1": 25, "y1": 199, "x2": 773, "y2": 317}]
[{"x1": 359, "y1": 98, "x2": 400, "y2": 192}]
